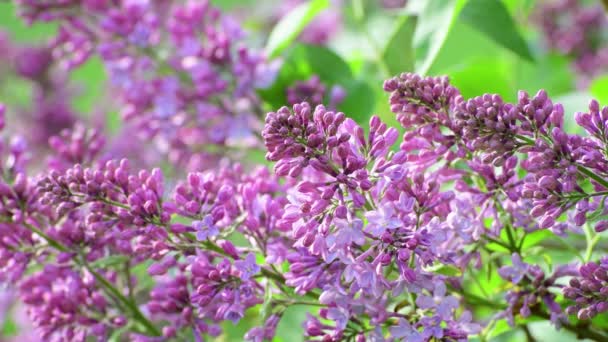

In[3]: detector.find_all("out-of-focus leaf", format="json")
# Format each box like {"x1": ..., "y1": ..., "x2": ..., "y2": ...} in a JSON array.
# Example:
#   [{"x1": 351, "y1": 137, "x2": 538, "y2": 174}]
[
  {"x1": 414, "y1": 0, "x2": 467, "y2": 75},
  {"x1": 514, "y1": 53, "x2": 574, "y2": 98},
  {"x1": 1, "y1": 316, "x2": 17, "y2": 337},
  {"x1": 485, "y1": 242, "x2": 511, "y2": 253},
  {"x1": 460, "y1": 0, "x2": 534, "y2": 61},
  {"x1": 449, "y1": 59, "x2": 513, "y2": 100},
  {"x1": 555, "y1": 91, "x2": 591, "y2": 135},
  {"x1": 486, "y1": 319, "x2": 513, "y2": 339},
  {"x1": 264, "y1": 0, "x2": 329, "y2": 58},
  {"x1": 259, "y1": 44, "x2": 352, "y2": 107},
  {"x1": 219, "y1": 307, "x2": 262, "y2": 341},
  {"x1": 275, "y1": 305, "x2": 309, "y2": 342},
  {"x1": 427, "y1": 20, "x2": 500, "y2": 75},
  {"x1": 529, "y1": 321, "x2": 583, "y2": 342},
  {"x1": 337, "y1": 79, "x2": 375, "y2": 123},
  {"x1": 520, "y1": 230, "x2": 555, "y2": 250},
  {"x1": 71, "y1": 56, "x2": 107, "y2": 114},
  {"x1": 425, "y1": 263, "x2": 462, "y2": 277},
  {"x1": 0, "y1": 3, "x2": 57, "y2": 42},
  {"x1": 590, "y1": 76, "x2": 608, "y2": 105},
  {"x1": 131, "y1": 260, "x2": 155, "y2": 290},
  {"x1": 106, "y1": 111, "x2": 121, "y2": 134},
  {"x1": 258, "y1": 43, "x2": 374, "y2": 123},
  {"x1": 211, "y1": 0, "x2": 256, "y2": 10},
  {"x1": 591, "y1": 310, "x2": 608, "y2": 329},
  {"x1": 382, "y1": 15, "x2": 417, "y2": 75}
]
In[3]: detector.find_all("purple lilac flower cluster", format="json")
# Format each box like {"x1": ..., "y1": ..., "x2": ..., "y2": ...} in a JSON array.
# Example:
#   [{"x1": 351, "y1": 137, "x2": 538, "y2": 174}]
[
  {"x1": 286, "y1": 75, "x2": 346, "y2": 109},
  {"x1": 498, "y1": 254, "x2": 577, "y2": 327},
  {"x1": 564, "y1": 257, "x2": 608, "y2": 320},
  {"x1": 535, "y1": 0, "x2": 608, "y2": 86},
  {"x1": 0, "y1": 102, "x2": 301, "y2": 339},
  {"x1": 0, "y1": 30, "x2": 76, "y2": 149},
  {"x1": 4, "y1": 68, "x2": 608, "y2": 339},
  {"x1": 16, "y1": 0, "x2": 271, "y2": 171}
]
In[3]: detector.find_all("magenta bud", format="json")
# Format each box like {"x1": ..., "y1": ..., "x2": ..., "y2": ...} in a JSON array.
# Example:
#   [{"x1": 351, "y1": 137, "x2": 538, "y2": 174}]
[
  {"x1": 218, "y1": 240, "x2": 239, "y2": 259},
  {"x1": 596, "y1": 221, "x2": 608, "y2": 232},
  {"x1": 217, "y1": 185, "x2": 233, "y2": 202},
  {"x1": 335, "y1": 205, "x2": 347, "y2": 218}
]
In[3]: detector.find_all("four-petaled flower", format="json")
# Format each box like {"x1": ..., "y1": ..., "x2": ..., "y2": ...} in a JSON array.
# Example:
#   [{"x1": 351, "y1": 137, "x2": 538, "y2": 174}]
[{"x1": 194, "y1": 214, "x2": 219, "y2": 241}]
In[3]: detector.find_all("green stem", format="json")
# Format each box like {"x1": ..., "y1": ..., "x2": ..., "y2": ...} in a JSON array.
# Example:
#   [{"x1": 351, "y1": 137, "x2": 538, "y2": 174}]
[
  {"x1": 504, "y1": 223, "x2": 519, "y2": 253},
  {"x1": 24, "y1": 222, "x2": 68, "y2": 252},
  {"x1": 276, "y1": 300, "x2": 325, "y2": 307},
  {"x1": 23, "y1": 222, "x2": 160, "y2": 336},
  {"x1": 483, "y1": 235, "x2": 516, "y2": 253},
  {"x1": 584, "y1": 223, "x2": 600, "y2": 262},
  {"x1": 577, "y1": 165, "x2": 608, "y2": 190},
  {"x1": 79, "y1": 256, "x2": 160, "y2": 336},
  {"x1": 515, "y1": 134, "x2": 535, "y2": 145},
  {"x1": 522, "y1": 325, "x2": 537, "y2": 342}
]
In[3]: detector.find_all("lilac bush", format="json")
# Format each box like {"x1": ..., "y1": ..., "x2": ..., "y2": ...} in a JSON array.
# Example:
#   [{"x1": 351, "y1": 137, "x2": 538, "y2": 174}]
[{"x1": 1, "y1": 0, "x2": 608, "y2": 341}]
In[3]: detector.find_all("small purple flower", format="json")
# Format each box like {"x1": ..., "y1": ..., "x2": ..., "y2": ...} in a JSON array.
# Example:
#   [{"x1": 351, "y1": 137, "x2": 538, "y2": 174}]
[
  {"x1": 415, "y1": 282, "x2": 459, "y2": 320},
  {"x1": 224, "y1": 303, "x2": 245, "y2": 324},
  {"x1": 326, "y1": 306, "x2": 350, "y2": 330},
  {"x1": 389, "y1": 318, "x2": 425, "y2": 341},
  {"x1": 364, "y1": 203, "x2": 402, "y2": 237},
  {"x1": 234, "y1": 253, "x2": 260, "y2": 280},
  {"x1": 499, "y1": 253, "x2": 528, "y2": 284},
  {"x1": 194, "y1": 215, "x2": 219, "y2": 241},
  {"x1": 327, "y1": 218, "x2": 366, "y2": 251}
]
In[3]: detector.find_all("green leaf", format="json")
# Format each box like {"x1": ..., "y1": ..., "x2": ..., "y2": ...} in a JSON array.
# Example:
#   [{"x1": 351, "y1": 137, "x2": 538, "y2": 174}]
[
  {"x1": 424, "y1": 263, "x2": 462, "y2": 277},
  {"x1": 71, "y1": 56, "x2": 107, "y2": 114},
  {"x1": 555, "y1": 91, "x2": 591, "y2": 135},
  {"x1": 486, "y1": 319, "x2": 513, "y2": 339},
  {"x1": 485, "y1": 242, "x2": 511, "y2": 253},
  {"x1": 1, "y1": 316, "x2": 17, "y2": 337},
  {"x1": 90, "y1": 255, "x2": 130, "y2": 269},
  {"x1": 520, "y1": 230, "x2": 554, "y2": 250},
  {"x1": 258, "y1": 43, "x2": 374, "y2": 124},
  {"x1": 264, "y1": 0, "x2": 329, "y2": 58},
  {"x1": 106, "y1": 111, "x2": 121, "y2": 134},
  {"x1": 337, "y1": 79, "x2": 375, "y2": 124},
  {"x1": 0, "y1": 3, "x2": 57, "y2": 42},
  {"x1": 590, "y1": 75, "x2": 608, "y2": 105},
  {"x1": 414, "y1": 0, "x2": 467, "y2": 75},
  {"x1": 258, "y1": 43, "x2": 352, "y2": 108},
  {"x1": 275, "y1": 306, "x2": 309, "y2": 342},
  {"x1": 460, "y1": 0, "x2": 534, "y2": 61},
  {"x1": 382, "y1": 15, "x2": 417, "y2": 75}
]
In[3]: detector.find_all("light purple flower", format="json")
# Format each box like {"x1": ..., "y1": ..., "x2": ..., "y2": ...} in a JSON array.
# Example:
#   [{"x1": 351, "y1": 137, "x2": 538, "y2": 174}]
[
  {"x1": 327, "y1": 218, "x2": 366, "y2": 251},
  {"x1": 234, "y1": 253, "x2": 260, "y2": 280},
  {"x1": 365, "y1": 203, "x2": 402, "y2": 237},
  {"x1": 415, "y1": 282, "x2": 459, "y2": 320},
  {"x1": 498, "y1": 253, "x2": 528, "y2": 284},
  {"x1": 194, "y1": 215, "x2": 219, "y2": 241},
  {"x1": 389, "y1": 318, "x2": 424, "y2": 341}
]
